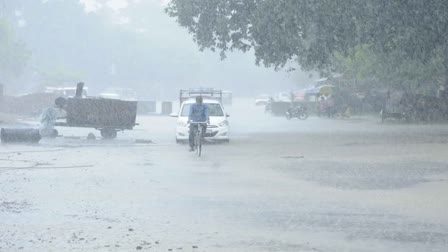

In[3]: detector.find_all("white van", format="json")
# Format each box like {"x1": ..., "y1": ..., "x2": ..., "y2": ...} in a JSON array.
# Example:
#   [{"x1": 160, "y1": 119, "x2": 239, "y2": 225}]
[{"x1": 174, "y1": 98, "x2": 230, "y2": 143}]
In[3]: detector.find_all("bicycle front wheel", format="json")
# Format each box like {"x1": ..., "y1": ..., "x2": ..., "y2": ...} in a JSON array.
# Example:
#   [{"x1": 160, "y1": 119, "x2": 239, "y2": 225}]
[
  {"x1": 195, "y1": 133, "x2": 202, "y2": 157},
  {"x1": 197, "y1": 141, "x2": 202, "y2": 157}
]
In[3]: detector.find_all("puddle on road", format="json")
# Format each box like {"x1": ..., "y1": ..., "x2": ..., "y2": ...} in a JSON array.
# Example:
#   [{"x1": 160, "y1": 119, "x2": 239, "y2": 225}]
[{"x1": 279, "y1": 160, "x2": 448, "y2": 190}]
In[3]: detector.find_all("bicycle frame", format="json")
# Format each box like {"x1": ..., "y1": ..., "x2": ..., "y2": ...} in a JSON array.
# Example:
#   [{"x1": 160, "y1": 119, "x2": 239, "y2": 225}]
[{"x1": 189, "y1": 122, "x2": 207, "y2": 157}]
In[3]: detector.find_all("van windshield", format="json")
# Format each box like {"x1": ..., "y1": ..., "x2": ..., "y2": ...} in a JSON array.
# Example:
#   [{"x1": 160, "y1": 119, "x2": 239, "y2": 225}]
[{"x1": 181, "y1": 103, "x2": 224, "y2": 117}]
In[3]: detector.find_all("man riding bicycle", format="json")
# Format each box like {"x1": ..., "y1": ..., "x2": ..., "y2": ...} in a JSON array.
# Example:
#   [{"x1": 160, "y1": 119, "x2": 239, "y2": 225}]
[{"x1": 188, "y1": 96, "x2": 209, "y2": 152}]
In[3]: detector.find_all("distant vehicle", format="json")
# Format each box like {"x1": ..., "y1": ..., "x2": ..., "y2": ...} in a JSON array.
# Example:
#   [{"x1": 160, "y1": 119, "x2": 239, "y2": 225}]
[
  {"x1": 292, "y1": 90, "x2": 306, "y2": 102},
  {"x1": 173, "y1": 88, "x2": 229, "y2": 143},
  {"x1": 276, "y1": 92, "x2": 292, "y2": 102},
  {"x1": 98, "y1": 93, "x2": 120, "y2": 100},
  {"x1": 255, "y1": 94, "x2": 271, "y2": 105},
  {"x1": 98, "y1": 88, "x2": 137, "y2": 101},
  {"x1": 45, "y1": 86, "x2": 88, "y2": 98},
  {"x1": 55, "y1": 84, "x2": 138, "y2": 139},
  {"x1": 286, "y1": 105, "x2": 308, "y2": 120}
]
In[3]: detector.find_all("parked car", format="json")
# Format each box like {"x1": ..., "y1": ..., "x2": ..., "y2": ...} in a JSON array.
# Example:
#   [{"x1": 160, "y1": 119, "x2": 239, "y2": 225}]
[{"x1": 173, "y1": 98, "x2": 230, "y2": 143}]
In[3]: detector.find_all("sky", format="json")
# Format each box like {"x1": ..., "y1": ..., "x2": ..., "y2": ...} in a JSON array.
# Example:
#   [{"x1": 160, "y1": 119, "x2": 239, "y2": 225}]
[{"x1": 79, "y1": 0, "x2": 169, "y2": 13}]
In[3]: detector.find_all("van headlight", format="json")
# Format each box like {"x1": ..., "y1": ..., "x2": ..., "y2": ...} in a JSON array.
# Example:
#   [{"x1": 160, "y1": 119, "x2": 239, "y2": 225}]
[
  {"x1": 177, "y1": 121, "x2": 188, "y2": 127},
  {"x1": 219, "y1": 120, "x2": 229, "y2": 127}
]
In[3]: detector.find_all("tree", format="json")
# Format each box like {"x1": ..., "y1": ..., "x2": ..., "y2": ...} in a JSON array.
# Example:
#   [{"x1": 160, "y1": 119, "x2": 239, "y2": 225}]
[
  {"x1": 0, "y1": 20, "x2": 30, "y2": 82},
  {"x1": 332, "y1": 45, "x2": 444, "y2": 93},
  {"x1": 166, "y1": 0, "x2": 448, "y2": 87}
]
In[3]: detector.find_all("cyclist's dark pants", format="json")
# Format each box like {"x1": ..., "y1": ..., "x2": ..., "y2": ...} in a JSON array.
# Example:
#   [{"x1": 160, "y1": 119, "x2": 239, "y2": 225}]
[{"x1": 189, "y1": 124, "x2": 207, "y2": 148}]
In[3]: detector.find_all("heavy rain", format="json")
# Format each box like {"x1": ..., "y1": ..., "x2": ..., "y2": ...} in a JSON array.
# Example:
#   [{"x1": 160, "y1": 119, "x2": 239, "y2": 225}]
[{"x1": 1, "y1": 0, "x2": 448, "y2": 251}]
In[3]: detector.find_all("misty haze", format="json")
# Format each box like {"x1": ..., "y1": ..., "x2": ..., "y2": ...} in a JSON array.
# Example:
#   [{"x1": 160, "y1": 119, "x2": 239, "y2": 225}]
[{"x1": 1, "y1": 1, "x2": 448, "y2": 252}]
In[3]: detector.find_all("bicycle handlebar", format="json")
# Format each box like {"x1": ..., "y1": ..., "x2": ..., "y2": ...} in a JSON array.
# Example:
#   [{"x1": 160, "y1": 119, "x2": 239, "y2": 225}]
[{"x1": 189, "y1": 121, "x2": 208, "y2": 124}]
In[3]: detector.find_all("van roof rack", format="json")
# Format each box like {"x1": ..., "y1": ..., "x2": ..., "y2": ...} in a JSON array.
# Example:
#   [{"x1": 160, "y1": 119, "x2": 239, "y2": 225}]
[{"x1": 179, "y1": 88, "x2": 223, "y2": 104}]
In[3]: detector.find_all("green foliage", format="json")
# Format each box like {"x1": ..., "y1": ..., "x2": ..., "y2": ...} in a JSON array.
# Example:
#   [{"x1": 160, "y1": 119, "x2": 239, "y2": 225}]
[
  {"x1": 333, "y1": 45, "x2": 381, "y2": 86},
  {"x1": 166, "y1": 0, "x2": 364, "y2": 70},
  {"x1": 0, "y1": 20, "x2": 30, "y2": 81},
  {"x1": 333, "y1": 46, "x2": 444, "y2": 93},
  {"x1": 167, "y1": 0, "x2": 448, "y2": 89}
]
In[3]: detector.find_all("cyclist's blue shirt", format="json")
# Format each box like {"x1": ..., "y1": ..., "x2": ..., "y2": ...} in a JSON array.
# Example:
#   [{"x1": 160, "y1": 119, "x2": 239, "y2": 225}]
[{"x1": 189, "y1": 103, "x2": 209, "y2": 122}]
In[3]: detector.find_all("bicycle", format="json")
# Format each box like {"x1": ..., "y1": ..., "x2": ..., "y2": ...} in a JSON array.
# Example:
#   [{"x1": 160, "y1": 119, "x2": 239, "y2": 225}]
[{"x1": 190, "y1": 121, "x2": 207, "y2": 157}]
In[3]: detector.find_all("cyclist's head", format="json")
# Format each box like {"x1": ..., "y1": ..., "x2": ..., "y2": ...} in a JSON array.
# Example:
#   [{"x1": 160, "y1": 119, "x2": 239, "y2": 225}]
[{"x1": 196, "y1": 96, "x2": 203, "y2": 104}]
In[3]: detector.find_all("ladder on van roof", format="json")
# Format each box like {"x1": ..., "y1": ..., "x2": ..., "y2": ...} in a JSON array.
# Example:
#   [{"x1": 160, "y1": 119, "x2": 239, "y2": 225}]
[{"x1": 179, "y1": 88, "x2": 223, "y2": 104}]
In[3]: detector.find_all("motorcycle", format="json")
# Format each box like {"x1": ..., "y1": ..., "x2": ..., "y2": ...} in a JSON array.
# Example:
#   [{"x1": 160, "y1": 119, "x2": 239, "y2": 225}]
[{"x1": 286, "y1": 105, "x2": 308, "y2": 120}]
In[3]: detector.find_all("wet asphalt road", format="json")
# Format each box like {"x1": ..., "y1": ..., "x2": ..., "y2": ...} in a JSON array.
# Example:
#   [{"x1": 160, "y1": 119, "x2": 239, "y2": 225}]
[{"x1": 1, "y1": 98, "x2": 448, "y2": 251}]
